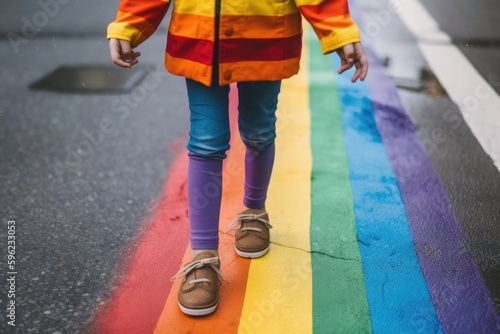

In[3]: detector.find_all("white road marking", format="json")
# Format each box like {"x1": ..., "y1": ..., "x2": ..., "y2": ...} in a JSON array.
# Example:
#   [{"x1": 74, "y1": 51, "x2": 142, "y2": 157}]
[{"x1": 396, "y1": 0, "x2": 500, "y2": 171}]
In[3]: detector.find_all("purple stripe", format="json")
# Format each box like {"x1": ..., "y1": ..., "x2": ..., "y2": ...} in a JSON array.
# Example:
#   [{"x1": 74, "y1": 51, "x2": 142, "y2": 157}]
[{"x1": 365, "y1": 47, "x2": 500, "y2": 332}]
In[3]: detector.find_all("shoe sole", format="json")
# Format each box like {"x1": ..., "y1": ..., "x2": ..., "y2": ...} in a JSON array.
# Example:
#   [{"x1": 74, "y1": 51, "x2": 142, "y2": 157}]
[
  {"x1": 235, "y1": 245, "x2": 270, "y2": 259},
  {"x1": 178, "y1": 301, "x2": 218, "y2": 317}
]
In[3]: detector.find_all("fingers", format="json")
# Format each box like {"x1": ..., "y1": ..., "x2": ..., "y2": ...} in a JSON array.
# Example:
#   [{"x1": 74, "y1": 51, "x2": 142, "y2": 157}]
[
  {"x1": 337, "y1": 44, "x2": 354, "y2": 75},
  {"x1": 109, "y1": 39, "x2": 128, "y2": 68},
  {"x1": 351, "y1": 43, "x2": 368, "y2": 82},
  {"x1": 127, "y1": 51, "x2": 142, "y2": 67},
  {"x1": 350, "y1": 55, "x2": 368, "y2": 82},
  {"x1": 337, "y1": 42, "x2": 369, "y2": 82},
  {"x1": 354, "y1": 55, "x2": 368, "y2": 82},
  {"x1": 351, "y1": 63, "x2": 363, "y2": 82},
  {"x1": 119, "y1": 39, "x2": 133, "y2": 62},
  {"x1": 109, "y1": 38, "x2": 141, "y2": 68}
]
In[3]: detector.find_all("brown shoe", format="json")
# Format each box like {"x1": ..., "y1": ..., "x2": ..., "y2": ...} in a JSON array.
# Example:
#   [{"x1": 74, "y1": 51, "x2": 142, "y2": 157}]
[
  {"x1": 228, "y1": 209, "x2": 272, "y2": 258},
  {"x1": 171, "y1": 251, "x2": 222, "y2": 316}
]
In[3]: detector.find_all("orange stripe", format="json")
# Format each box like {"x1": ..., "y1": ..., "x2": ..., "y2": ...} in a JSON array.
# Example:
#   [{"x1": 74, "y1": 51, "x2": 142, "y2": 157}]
[
  {"x1": 170, "y1": 13, "x2": 214, "y2": 42},
  {"x1": 169, "y1": 13, "x2": 302, "y2": 41},
  {"x1": 165, "y1": 54, "x2": 213, "y2": 87},
  {"x1": 118, "y1": 0, "x2": 170, "y2": 27},
  {"x1": 114, "y1": 11, "x2": 156, "y2": 44},
  {"x1": 218, "y1": 58, "x2": 300, "y2": 85},
  {"x1": 154, "y1": 86, "x2": 250, "y2": 333},
  {"x1": 220, "y1": 13, "x2": 302, "y2": 39},
  {"x1": 299, "y1": 1, "x2": 349, "y2": 21},
  {"x1": 115, "y1": 10, "x2": 150, "y2": 31},
  {"x1": 310, "y1": 14, "x2": 356, "y2": 39},
  {"x1": 164, "y1": 54, "x2": 300, "y2": 86},
  {"x1": 315, "y1": 13, "x2": 357, "y2": 30}
]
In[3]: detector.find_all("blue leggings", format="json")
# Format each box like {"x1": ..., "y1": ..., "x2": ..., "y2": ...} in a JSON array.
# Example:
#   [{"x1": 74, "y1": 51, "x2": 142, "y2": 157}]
[{"x1": 186, "y1": 78, "x2": 281, "y2": 159}]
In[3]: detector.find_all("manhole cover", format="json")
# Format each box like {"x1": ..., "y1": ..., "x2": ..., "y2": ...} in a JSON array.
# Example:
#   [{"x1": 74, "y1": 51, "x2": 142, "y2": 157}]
[{"x1": 30, "y1": 65, "x2": 148, "y2": 93}]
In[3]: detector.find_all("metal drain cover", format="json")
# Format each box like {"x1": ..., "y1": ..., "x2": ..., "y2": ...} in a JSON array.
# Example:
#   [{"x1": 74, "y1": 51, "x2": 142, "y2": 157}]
[{"x1": 30, "y1": 65, "x2": 147, "y2": 93}]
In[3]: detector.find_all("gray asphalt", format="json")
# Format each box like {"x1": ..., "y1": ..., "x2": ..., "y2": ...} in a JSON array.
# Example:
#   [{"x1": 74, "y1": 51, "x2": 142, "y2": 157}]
[
  {"x1": 1, "y1": 0, "x2": 499, "y2": 332},
  {"x1": 420, "y1": 0, "x2": 500, "y2": 95},
  {"x1": 1, "y1": 1, "x2": 187, "y2": 333}
]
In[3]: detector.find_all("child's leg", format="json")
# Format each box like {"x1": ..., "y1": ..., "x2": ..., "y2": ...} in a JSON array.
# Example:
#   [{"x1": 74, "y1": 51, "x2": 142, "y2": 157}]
[
  {"x1": 237, "y1": 80, "x2": 281, "y2": 209},
  {"x1": 243, "y1": 143, "x2": 275, "y2": 209},
  {"x1": 231, "y1": 80, "x2": 281, "y2": 258},
  {"x1": 185, "y1": 78, "x2": 230, "y2": 255},
  {"x1": 187, "y1": 152, "x2": 222, "y2": 256},
  {"x1": 175, "y1": 78, "x2": 230, "y2": 316}
]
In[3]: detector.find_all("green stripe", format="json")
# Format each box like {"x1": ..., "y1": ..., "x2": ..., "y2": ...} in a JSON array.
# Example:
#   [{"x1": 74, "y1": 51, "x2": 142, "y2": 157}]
[{"x1": 308, "y1": 29, "x2": 372, "y2": 333}]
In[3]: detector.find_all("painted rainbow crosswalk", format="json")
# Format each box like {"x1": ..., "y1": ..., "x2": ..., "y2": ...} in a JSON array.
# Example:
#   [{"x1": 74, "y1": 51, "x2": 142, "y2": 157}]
[{"x1": 89, "y1": 26, "x2": 500, "y2": 334}]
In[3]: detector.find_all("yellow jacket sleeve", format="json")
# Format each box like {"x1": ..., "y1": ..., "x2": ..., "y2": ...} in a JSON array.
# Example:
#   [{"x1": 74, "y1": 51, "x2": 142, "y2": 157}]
[{"x1": 295, "y1": 0, "x2": 361, "y2": 54}]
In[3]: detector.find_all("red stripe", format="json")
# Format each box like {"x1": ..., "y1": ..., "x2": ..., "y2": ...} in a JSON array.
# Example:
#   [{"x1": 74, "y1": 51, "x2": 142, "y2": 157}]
[
  {"x1": 299, "y1": 1, "x2": 349, "y2": 22},
  {"x1": 118, "y1": 0, "x2": 170, "y2": 30},
  {"x1": 166, "y1": 32, "x2": 214, "y2": 66},
  {"x1": 220, "y1": 35, "x2": 302, "y2": 62},
  {"x1": 166, "y1": 33, "x2": 302, "y2": 65},
  {"x1": 88, "y1": 151, "x2": 190, "y2": 334}
]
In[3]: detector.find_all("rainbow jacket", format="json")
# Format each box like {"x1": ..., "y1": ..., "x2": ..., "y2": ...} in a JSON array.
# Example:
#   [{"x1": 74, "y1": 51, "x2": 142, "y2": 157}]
[{"x1": 107, "y1": 0, "x2": 361, "y2": 86}]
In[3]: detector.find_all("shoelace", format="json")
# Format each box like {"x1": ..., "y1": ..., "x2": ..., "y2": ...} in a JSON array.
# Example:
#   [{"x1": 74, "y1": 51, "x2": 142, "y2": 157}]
[
  {"x1": 226, "y1": 212, "x2": 273, "y2": 233},
  {"x1": 170, "y1": 257, "x2": 222, "y2": 285}
]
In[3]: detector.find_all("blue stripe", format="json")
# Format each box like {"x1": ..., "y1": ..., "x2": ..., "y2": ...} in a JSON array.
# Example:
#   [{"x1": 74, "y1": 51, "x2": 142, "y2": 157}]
[{"x1": 333, "y1": 56, "x2": 443, "y2": 333}]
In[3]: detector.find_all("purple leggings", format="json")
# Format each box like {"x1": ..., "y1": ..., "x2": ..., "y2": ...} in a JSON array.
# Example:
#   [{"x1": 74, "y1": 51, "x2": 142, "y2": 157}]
[
  {"x1": 186, "y1": 76, "x2": 280, "y2": 250},
  {"x1": 188, "y1": 144, "x2": 275, "y2": 249}
]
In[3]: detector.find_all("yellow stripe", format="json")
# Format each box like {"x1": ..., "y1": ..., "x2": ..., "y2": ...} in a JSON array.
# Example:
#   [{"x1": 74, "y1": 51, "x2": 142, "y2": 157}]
[
  {"x1": 237, "y1": 26, "x2": 312, "y2": 334},
  {"x1": 223, "y1": 2, "x2": 298, "y2": 16},
  {"x1": 174, "y1": 0, "x2": 215, "y2": 17},
  {"x1": 295, "y1": 0, "x2": 326, "y2": 6},
  {"x1": 174, "y1": 1, "x2": 298, "y2": 17}
]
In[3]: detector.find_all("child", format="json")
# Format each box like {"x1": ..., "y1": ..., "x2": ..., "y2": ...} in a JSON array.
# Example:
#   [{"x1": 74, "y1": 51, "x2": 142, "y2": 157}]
[{"x1": 108, "y1": 0, "x2": 367, "y2": 317}]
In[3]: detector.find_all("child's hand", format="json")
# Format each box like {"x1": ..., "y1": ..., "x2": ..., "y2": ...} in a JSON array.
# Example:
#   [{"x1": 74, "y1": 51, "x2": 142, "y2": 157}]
[
  {"x1": 337, "y1": 42, "x2": 368, "y2": 82},
  {"x1": 109, "y1": 38, "x2": 141, "y2": 68}
]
